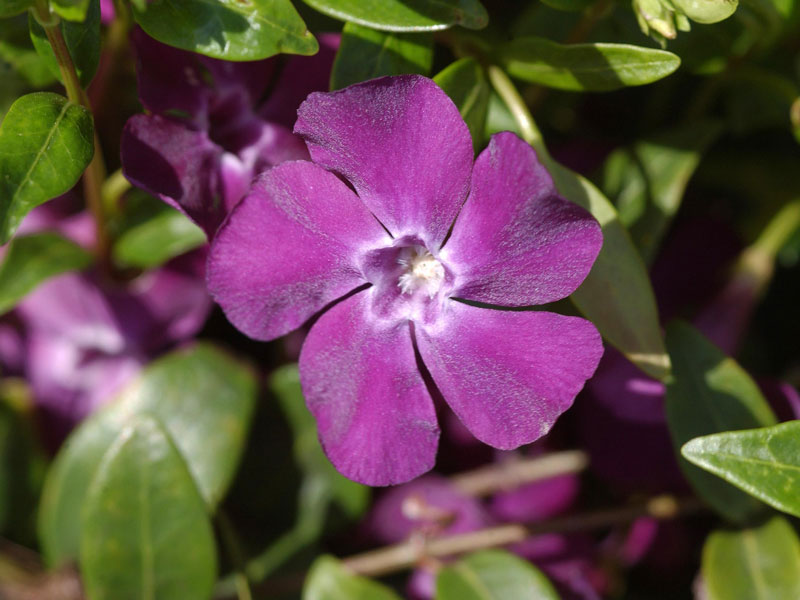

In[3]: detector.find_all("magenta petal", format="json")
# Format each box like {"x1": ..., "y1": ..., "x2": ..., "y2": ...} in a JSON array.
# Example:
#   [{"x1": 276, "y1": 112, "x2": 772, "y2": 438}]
[
  {"x1": 121, "y1": 114, "x2": 224, "y2": 237},
  {"x1": 295, "y1": 75, "x2": 473, "y2": 246},
  {"x1": 207, "y1": 161, "x2": 390, "y2": 341},
  {"x1": 417, "y1": 302, "x2": 603, "y2": 449},
  {"x1": 443, "y1": 132, "x2": 602, "y2": 306},
  {"x1": 299, "y1": 292, "x2": 439, "y2": 486}
]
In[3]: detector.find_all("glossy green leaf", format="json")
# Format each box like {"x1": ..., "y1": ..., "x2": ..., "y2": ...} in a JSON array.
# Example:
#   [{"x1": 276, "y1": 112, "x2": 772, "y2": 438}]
[
  {"x1": 672, "y1": 0, "x2": 738, "y2": 23},
  {"x1": 0, "y1": 232, "x2": 92, "y2": 315},
  {"x1": 702, "y1": 516, "x2": 800, "y2": 600},
  {"x1": 38, "y1": 344, "x2": 256, "y2": 566},
  {"x1": 302, "y1": 0, "x2": 488, "y2": 31},
  {"x1": 0, "y1": 0, "x2": 33, "y2": 18},
  {"x1": 331, "y1": 22, "x2": 433, "y2": 90},
  {"x1": 29, "y1": 0, "x2": 100, "y2": 88},
  {"x1": 0, "y1": 16, "x2": 56, "y2": 87},
  {"x1": 112, "y1": 195, "x2": 205, "y2": 269},
  {"x1": 665, "y1": 320, "x2": 777, "y2": 522},
  {"x1": 51, "y1": 0, "x2": 91, "y2": 21},
  {"x1": 0, "y1": 92, "x2": 93, "y2": 244},
  {"x1": 244, "y1": 366, "x2": 369, "y2": 580},
  {"x1": 602, "y1": 120, "x2": 722, "y2": 263},
  {"x1": 133, "y1": 0, "x2": 318, "y2": 61},
  {"x1": 499, "y1": 37, "x2": 681, "y2": 92},
  {"x1": 80, "y1": 416, "x2": 217, "y2": 600},
  {"x1": 303, "y1": 555, "x2": 402, "y2": 600},
  {"x1": 434, "y1": 58, "x2": 489, "y2": 152},
  {"x1": 436, "y1": 550, "x2": 560, "y2": 600},
  {"x1": 550, "y1": 162, "x2": 670, "y2": 380},
  {"x1": 682, "y1": 421, "x2": 800, "y2": 518}
]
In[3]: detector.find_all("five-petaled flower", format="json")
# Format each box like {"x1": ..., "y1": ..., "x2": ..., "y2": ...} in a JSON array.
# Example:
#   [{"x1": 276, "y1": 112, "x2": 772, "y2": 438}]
[{"x1": 208, "y1": 75, "x2": 605, "y2": 486}]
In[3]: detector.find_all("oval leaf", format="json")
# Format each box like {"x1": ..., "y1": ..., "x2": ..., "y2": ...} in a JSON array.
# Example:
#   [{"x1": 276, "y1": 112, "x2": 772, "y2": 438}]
[
  {"x1": 331, "y1": 22, "x2": 433, "y2": 90},
  {"x1": 80, "y1": 416, "x2": 217, "y2": 600},
  {"x1": 302, "y1": 0, "x2": 488, "y2": 32},
  {"x1": 0, "y1": 92, "x2": 94, "y2": 244},
  {"x1": 436, "y1": 549, "x2": 560, "y2": 600},
  {"x1": 303, "y1": 555, "x2": 402, "y2": 600},
  {"x1": 434, "y1": 57, "x2": 490, "y2": 152},
  {"x1": 133, "y1": 0, "x2": 318, "y2": 61},
  {"x1": 0, "y1": 232, "x2": 92, "y2": 315},
  {"x1": 665, "y1": 320, "x2": 777, "y2": 522},
  {"x1": 702, "y1": 516, "x2": 800, "y2": 600},
  {"x1": 672, "y1": 0, "x2": 738, "y2": 23},
  {"x1": 37, "y1": 343, "x2": 256, "y2": 566},
  {"x1": 682, "y1": 421, "x2": 800, "y2": 518},
  {"x1": 29, "y1": 0, "x2": 101, "y2": 88},
  {"x1": 499, "y1": 37, "x2": 681, "y2": 91}
]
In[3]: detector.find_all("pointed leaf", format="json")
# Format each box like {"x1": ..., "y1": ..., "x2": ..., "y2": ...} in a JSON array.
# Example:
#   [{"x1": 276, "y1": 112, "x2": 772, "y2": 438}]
[
  {"x1": 80, "y1": 416, "x2": 217, "y2": 600},
  {"x1": 303, "y1": 555, "x2": 402, "y2": 600},
  {"x1": 331, "y1": 22, "x2": 433, "y2": 90},
  {"x1": 29, "y1": 0, "x2": 101, "y2": 88},
  {"x1": 302, "y1": 0, "x2": 488, "y2": 32},
  {"x1": 682, "y1": 421, "x2": 800, "y2": 518},
  {"x1": 499, "y1": 37, "x2": 681, "y2": 91},
  {"x1": 665, "y1": 320, "x2": 777, "y2": 522},
  {"x1": 436, "y1": 549, "x2": 560, "y2": 600},
  {"x1": 702, "y1": 516, "x2": 800, "y2": 600},
  {"x1": 434, "y1": 58, "x2": 490, "y2": 152},
  {"x1": 132, "y1": 0, "x2": 318, "y2": 61},
  {"x1": 0, "y1": 92, "x2": 94, "y2": 244},
  {"x1": 0, "y1": 232, "x2": 92, "y2": 315},
  {"x1": 38, "y1": 343, "x2": 256, "y2": 566}
]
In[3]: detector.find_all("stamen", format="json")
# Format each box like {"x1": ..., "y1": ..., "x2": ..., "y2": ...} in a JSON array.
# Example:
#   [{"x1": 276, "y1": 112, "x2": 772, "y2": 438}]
[{"x1": 397, "y1": 246, "x2": 445, "y2": 298}]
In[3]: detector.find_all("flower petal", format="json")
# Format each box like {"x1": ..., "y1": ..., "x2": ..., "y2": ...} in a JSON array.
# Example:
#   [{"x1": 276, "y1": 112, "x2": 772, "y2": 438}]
[
  {"x1": 300, "y1": 291, "x2": 439, "y2": 486},
  {"x1": 442, "y1": 132, "x2": 602, "y2": 306},
  {"x1": 417, "y1": 302, "x2": 603, "y2": 449},
  {"x1": 121, "y1": 114, "x2": 224, "y2": 237},
  {"x1": 207, "y1": 161, "x2": 390, "y2": 341},
  {"x1": 295, "y1": 75, "x2": 473, "y2": 246}
]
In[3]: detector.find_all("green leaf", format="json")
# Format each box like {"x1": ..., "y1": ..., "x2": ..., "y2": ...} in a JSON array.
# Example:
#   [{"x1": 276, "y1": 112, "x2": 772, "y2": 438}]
[
  {"x1": 303, "y1": 555, "x2": 402, "y2": 600},
  {"x1": 434, "y1": 58, "x2": 490, "y2": 152},
  {"x1": 330, "y1": 22, "x2": 433, "y2": 90},
  {"x1": 0, "y1": 0, "x2": 33, "y2": 18},
  {"x1": 702, "y1": 516, "x2": 800, "y2": 600},
  {"x1": 682, "y1": 421, "x2": 800, "y2": 518},
  {"x1": 29, "y1": 0, "x2": 100, "y2": 88},
  {"x1": 133, "y1": 0, "x2": 318, "y2": 61},
  {"x1": 0, "y1": 16, "x2": 56, "y2": 87},
  {"x1": 602, "y1": 120, "x2": 722, "y2": 263},
  {"x1": 550, "y1": 162, "x2": 671, "y2": 380},
  {"x1": 38, "y1": 344, "x2": 256, "y2": 566},
  {"x1": 112, "y1": 193, "x2": 206, "y2": 269},
  {"x1": 302, "y1": 0, "x2": 488, "y2": 31},
  {"x1": 436, "y1": 550, "x2": 560, "y2": 600},
  {"x1": 499, "y1": 37, "x2": 681, "y2": 92},
  {"x1": 51, "y1": 0, "x2": 92, "y2": 21},
  {"x1": 80, "y1": 416, "x2": 217, "y2": 600},
  {"x1": 244, "y1": 366, "x2": 369, "y2": 580},
  {"x1": 0, "y1": 92, "x2": 94, "y2": 245},
  {"x1": 0, "y1": 232, "x2": 92, "y2": 315},
  {"x1": 665, "y1": 320, "x2": 777, "y2": 522},
  {"x1": 672, "y1": 0, "x2": 738, "y2": 23}
]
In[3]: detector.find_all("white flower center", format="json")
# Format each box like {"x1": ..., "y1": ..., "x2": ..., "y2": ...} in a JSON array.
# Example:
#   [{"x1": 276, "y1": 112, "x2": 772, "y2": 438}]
[{"x1": 397, "y1": 246, "x2": 445, "y2": 298}]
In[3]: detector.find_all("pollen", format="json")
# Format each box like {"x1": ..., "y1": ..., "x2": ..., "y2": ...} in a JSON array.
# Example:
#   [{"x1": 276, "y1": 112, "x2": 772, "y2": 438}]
[{"x1": 397, "y1": 246, "x2": 445, "y2": 298}]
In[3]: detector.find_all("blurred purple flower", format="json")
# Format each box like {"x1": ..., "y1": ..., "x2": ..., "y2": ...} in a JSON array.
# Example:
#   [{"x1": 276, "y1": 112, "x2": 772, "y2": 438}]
[
  {"x1": 207, "y1": 75, "x2": 604, "y2": 485},
  {"x1": 16, "y1": 251, "x2": 211, "y2": 445},
  {"x1": 120, "y1": 29, "x2": 337, "y2": 237}
]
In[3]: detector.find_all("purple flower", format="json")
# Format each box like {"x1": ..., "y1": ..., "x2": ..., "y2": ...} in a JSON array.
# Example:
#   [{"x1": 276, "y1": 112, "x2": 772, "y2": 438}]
[
  {"x1": 120, "y1": 29, "x2": 337, "y2": 237},
  {"x1": 207, "y1": 75, "x2": 603, "y2": 485}
]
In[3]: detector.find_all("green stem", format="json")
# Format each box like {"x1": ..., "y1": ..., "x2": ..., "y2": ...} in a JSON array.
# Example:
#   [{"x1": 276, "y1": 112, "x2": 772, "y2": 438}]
[
  {"x1": 31, "y1": 0, "x2": 110, "y2": 268},
  {"x1": 751, "y1": 199, "x2": 800, "y2": 259},
  {"x1": 217, "y1": 512, "x2": 253, "y2": 600},
  {"x1": 486, "y1": 65, "x2": 546, "y2": 156}
]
